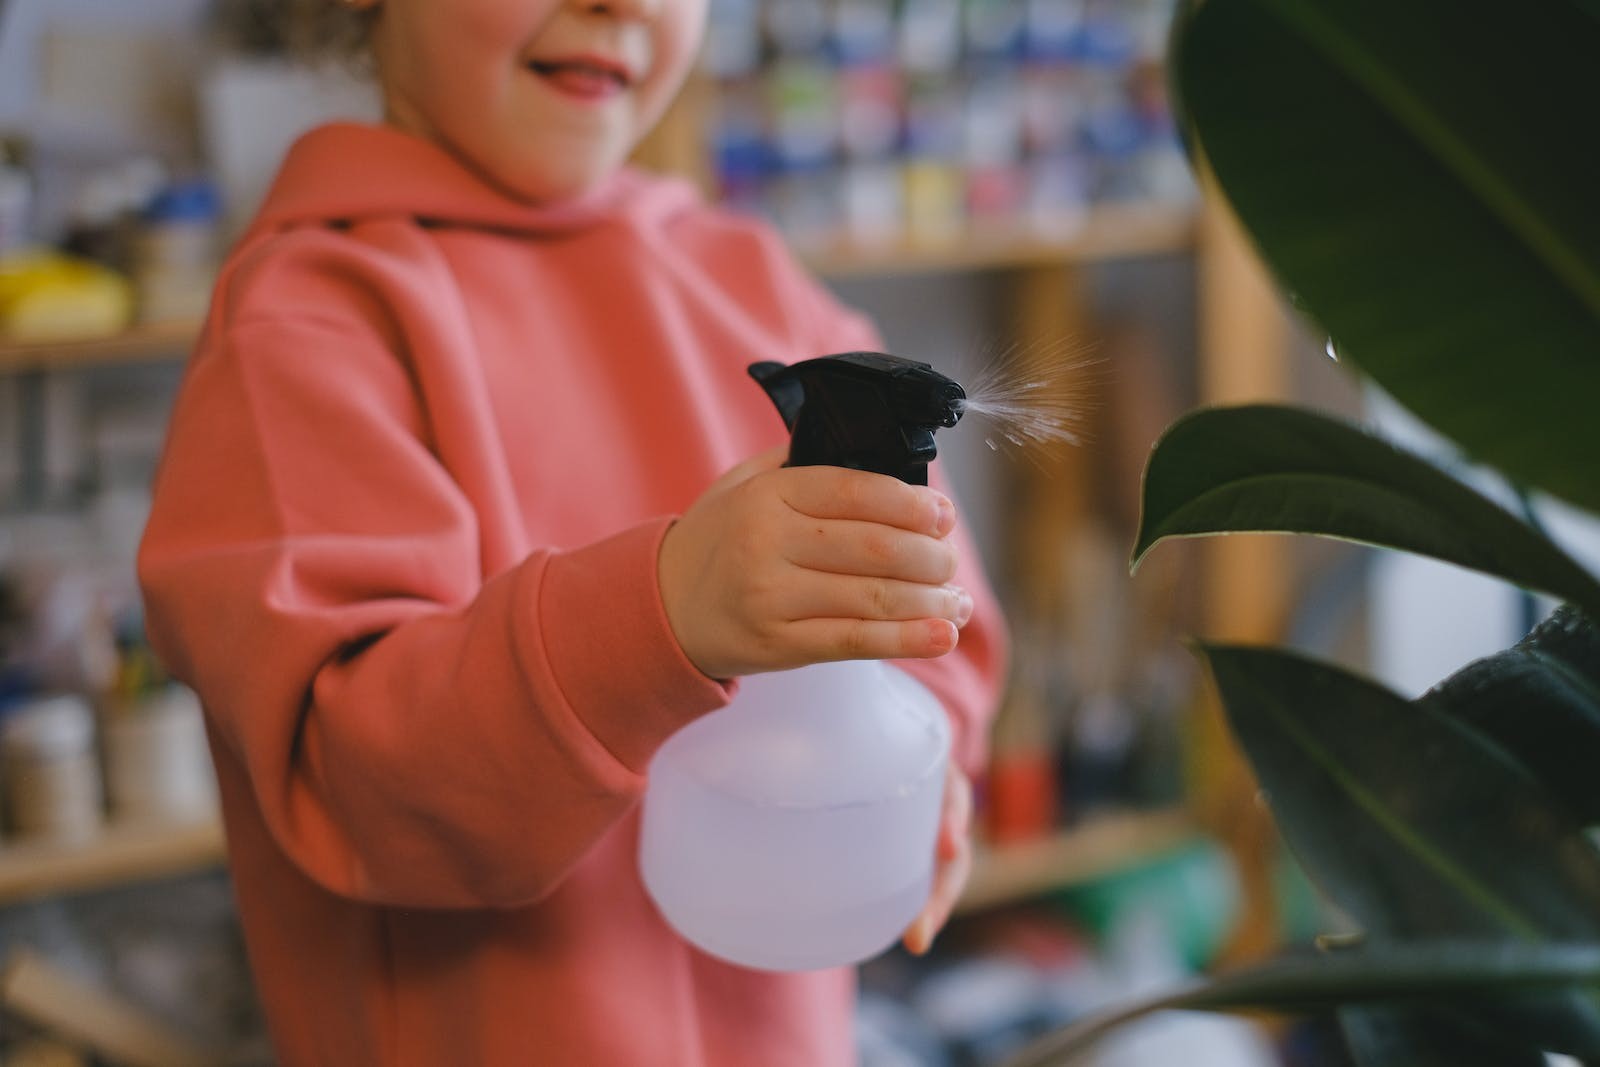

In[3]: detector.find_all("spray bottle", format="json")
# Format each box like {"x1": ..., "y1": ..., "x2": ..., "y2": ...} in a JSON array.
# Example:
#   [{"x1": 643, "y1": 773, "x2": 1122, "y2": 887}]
[{"x1": 640, "y1": 352, "x2": 967, "y2": 972}]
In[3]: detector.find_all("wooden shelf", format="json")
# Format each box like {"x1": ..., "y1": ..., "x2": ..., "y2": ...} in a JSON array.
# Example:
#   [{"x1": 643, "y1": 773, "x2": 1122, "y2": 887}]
[
  {"x1": 797, "y1": 201, "x2": 1198, "y2": 279},
  {"x1": 0, "y1": 319, "x2": 201, "y2": 374},
  {"x1": 0, "y1": 809, "x2": 1191, "y2": 913},
  {"x1": 0, "y1": 818, "x2": 226, "y2": 907},
  {"x1": 956, "y1": 808, "x2": 1197, "y2": 916},
  {"x1": 0, "y1": 203, "x2": 1195, "y2": 376}
]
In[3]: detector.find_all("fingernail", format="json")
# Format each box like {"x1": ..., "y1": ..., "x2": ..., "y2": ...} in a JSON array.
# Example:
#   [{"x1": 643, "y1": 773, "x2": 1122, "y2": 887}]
[
  {"x1": 928, "y1": 619, "x2": 957, "y2": 653},
  {"x1": 952, "y1": 587, "x2": 974, "y2": 626},
  {"x1": 906, "y1": 917, "x2": 932, "y2": 955},
  {"x1": 934, "y1": 494, "x2": 955, "y2": 534}
]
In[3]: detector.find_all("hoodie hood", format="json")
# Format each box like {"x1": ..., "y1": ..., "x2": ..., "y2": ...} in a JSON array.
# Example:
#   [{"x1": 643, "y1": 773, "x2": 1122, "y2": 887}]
[{"x1": 247, "y1": 122, "x2": 701, "y2": 239}]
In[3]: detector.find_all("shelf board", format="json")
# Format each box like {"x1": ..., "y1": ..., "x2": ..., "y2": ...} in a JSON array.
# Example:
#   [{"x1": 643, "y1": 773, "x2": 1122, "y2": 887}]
[
  {"x1": 0, "y1": 204, "x2": 1195, "y2": 375},
  {"x1": 957, "y1": 808, "x2": 1197, "y2": 915},
  {"x1": 0, "y1": 807, "x2": 1192, "y2": 912},
  {"x1": 799, "y1": 201, "x2": 1199, "y2": 280},
  {"x1": 0, "y1": 818, "x2": 226, "y2": 907},
  {"x1": 0, "y1": 319, "x2": 201, "y2": 374}
]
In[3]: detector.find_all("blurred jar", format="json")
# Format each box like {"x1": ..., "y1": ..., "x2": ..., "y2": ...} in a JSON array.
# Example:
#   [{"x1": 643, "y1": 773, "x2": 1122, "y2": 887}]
[
  {"x1": 104, "y1": 685, "x2": 216, "y2": 825},
  {"x1": 0, "y1": 163, "x2": 31, "y2": 255},
  {"x1": 1, "y1": 694, "x2": 103, "y2": 844},
  {"x1": 134, "y1": 179, "x2": 221, "y2": 325}
]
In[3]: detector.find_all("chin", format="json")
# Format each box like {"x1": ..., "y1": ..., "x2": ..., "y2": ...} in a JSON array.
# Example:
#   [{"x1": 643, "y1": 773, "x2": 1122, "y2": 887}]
[{"x1": 493, "y1": 144, "x2": 630, "y2": 205}]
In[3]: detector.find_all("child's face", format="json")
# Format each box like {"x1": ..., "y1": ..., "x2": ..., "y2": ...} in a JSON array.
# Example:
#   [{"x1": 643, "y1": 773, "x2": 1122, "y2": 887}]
[{"x1": 363, "y1": 0, "x2": 707, "y2": 202}]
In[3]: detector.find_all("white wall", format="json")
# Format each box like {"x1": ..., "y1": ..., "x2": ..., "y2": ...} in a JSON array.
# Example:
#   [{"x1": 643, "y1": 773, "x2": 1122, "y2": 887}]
[
  {"x1": 0, "y1": 0, "x2": 211, "y2": 123},
  {"x1": 1, "y1": 0, "x2": 381, "y2": 239},
  {"x1": 1365, "y1": 387, "x2": 1600, "y2": 697},
  {"x1": 1, "y1": 0, "x2": 214, "y2": 239}
]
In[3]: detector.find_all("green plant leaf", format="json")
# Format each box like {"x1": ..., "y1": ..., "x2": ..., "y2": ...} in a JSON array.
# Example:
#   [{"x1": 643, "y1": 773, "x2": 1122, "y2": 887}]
[
  {"x1": 999, "y1": 941, "x2": 1600, "y2": 1067},
  {"x1": 1338, "y1": 1005, "x2": 1549, "y2": 1067},
  {"x1": 1422, "y1": 606, "x2": 1600, "y2": 825},
  {"x1": 1170, "y1": 0, "x2": 1600, "y2": 513},
  {"x1": 1196, "y1": 643, "x2": 1600, "y2": 938},
  {"x1": 1198, "y1": 643, "x2": 1600, "y2": 1054},
  {"x1": 1131, "y1": 404, "x2": 1600, "y2": 618}
]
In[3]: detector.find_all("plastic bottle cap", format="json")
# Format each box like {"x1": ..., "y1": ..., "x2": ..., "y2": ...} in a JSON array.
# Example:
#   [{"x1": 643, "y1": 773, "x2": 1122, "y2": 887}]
[
  {"x1": 143, "y1": 180, "x2": 221, "y2": 224},
  {"x1": 0, "y1": 694, "x2": 95, "y2": 760}
]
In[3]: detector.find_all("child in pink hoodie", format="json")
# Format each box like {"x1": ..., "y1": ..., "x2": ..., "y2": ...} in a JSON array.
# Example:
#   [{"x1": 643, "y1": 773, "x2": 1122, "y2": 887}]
[{"x1": 139, "y1": 0, "x2": 1007, "y2": 1063}]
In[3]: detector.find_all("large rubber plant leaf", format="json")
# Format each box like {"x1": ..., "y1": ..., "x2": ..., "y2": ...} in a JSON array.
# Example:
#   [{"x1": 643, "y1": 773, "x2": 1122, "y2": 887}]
[
  {"x1": 1338, "y1": 1005, "x2": 1549, "y2": 1067},
  {"x1": 1131, "y1": 404, "x2": 1600, "y2": 618},
  {"x1": 1200, "y1": 643, "x2": 1600, "y2": 1054},
  {"x1": 998, "y1": 941, "x2": 1600, "y2": 1067},
  {"x1": 1169, "y1": 0, "x2": 1600, "y2": 513},
  {"x1": 1421, "y1": 605, "x2": 1600, "y2": 825}
]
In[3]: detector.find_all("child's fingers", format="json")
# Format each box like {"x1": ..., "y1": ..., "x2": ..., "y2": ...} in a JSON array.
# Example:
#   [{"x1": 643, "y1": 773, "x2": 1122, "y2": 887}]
[
  {"x1": 937, "y1": 768, "x2": 974, "y2": 861},
  {"x1": 780, "y1": 575, "x2": 974, "y2": 629},
  {"x1": 903, "y1": 832, "x2": 973, "y2": 955},
  {"x1": 780, "y1": 618, "x2": 959, "y2": 664},
  {"x1": 904, "y1": 767, "x2": 975, "y2": 955},
  {"x1": 784, "y1": 520, "x2": 960, "y2": 586},
  {"x1": 778, "y1": 467, "x2": 955, "y2": 536}
]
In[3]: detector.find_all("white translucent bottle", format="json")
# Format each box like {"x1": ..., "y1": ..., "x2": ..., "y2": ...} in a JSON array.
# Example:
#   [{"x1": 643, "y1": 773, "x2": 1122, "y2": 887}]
[{"x1": 640, "y1": 660, "x2": 949, "y2": 972}]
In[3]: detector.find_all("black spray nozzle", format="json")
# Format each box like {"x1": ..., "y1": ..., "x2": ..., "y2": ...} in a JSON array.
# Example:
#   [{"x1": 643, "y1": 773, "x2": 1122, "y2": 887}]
[{"x1": 748, "y1": 352, "x2": 966, "y2": 486}]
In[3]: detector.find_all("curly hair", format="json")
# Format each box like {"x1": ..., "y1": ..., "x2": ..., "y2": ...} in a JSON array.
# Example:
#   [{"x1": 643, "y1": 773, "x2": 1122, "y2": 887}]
[
  {"x1": 213, "y1": 0, "x2": 379, "y2": 67},
  {"x1": 282, "y1": 0, "x2": 380, "y2": 68}
]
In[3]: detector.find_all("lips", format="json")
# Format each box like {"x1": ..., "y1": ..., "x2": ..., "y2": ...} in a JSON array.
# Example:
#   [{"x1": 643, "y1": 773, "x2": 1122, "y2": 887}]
[{"x1": 527, "y1": 55, "x2": 634, "y2": 99}]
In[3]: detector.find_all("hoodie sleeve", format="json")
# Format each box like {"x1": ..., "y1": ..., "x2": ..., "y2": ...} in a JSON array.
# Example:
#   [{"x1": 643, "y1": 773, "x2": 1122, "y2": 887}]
[
  {"x1": 779, "y1": 245, "x2": 1011, "y2": 777},
  {"x1": 138, "y1": 231, "x2": 730, "y2": 910}
]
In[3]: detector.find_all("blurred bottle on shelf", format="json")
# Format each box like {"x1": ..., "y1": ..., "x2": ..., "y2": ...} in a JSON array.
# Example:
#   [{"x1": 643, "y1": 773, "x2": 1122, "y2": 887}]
[
  {"x1": 0, "y1": 692, "x2": 103, "y2": 845},
  {"x1": 837, "y1": 62, "x2": 906, "y2": 244},
  {"x1": 58, "y1": 157, "x2": 166, "y2": 276},
  {"x1": 965, "y1": 0, "x2": 1028, "y2": 62},
  {"x1": 103, "y1": 683, "x2": 216, "y2": 827},
  {"x1": 983, "y1": 662, "x2": 1060, "y2": 845},
  {"x1": 702, "y1": 0, "x2": 764, "y2": 79},
  {"x1": 961, "y1": 70, "x2": 1028, "y2": 225},
  {"x1": 0, "y1": 138, "x2": 35, "y2": 257},
  {"x1": 980, "y1": 618, "x2": 1064, "y2": 845},
  {"x1": 833, "y1": 0, "x2": 897, "y2": 66},
  {"x1": 697, "y1": 0, "x2": 1189, "y2": 245},
  {"x1": 765, "y1": 0, "x2": 831, "y2": 57},
  {"x1": 133, "y1": 177, "x2": 222, "y2": 325},
  {"x1": 899, "y1": 0, "x2": 965, "y2": 75},
  {"x1": 100, "y1": 602, "x2": 217, "y2": 827}
]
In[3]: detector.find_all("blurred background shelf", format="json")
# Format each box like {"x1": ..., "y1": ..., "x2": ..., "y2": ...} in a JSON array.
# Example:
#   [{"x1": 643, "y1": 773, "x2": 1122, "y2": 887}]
[
  {"x1": 0, "y1": 819, "x2": 225, "y2": 907},
  {"x1": 0, "y1": 319, "x2": 201, "y2": 374},
  {"x1": 795, "y1": 201, "x2": 1195, "y2": 278},
  {"x1": 957, "y1": 808, "x2": 1195, "y2": 916},
  {"x1": 0, "y1": 808, "x2": 1192, "y2": 914},
  {"x1": 0, "y1": 204, "x2": 1194, "y2": 376},
  {"x1": 0, "y1": 0, "x2": 1317, "y2": 1058}
]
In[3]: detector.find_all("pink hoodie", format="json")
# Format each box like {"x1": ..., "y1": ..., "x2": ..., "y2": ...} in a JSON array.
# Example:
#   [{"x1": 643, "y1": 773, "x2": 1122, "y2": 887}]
[{"x1": 139, "y1": 123, "x2": 1006, "y2": 1067}]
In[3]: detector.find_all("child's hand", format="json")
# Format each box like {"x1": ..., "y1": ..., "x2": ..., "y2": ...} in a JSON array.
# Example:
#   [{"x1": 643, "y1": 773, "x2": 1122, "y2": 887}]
[
  {"x1": 903, "y1": 762, "x2": 974, "y2": 955},
  {"x1": 658, "y1": 446, "x2": 973, "y2": 681}
]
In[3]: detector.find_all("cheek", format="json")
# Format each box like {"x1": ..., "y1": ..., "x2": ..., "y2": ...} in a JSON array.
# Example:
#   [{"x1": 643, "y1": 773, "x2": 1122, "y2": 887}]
[
  {"x1": 643, "y1": 3, "x2": 709, "y2": 113},
  {"x1": 418, "y1": 0, "x2": 558, "y2": 81},
  {"x1": 401, "y1": 3, "x2": 554, "y2": 126},
  {"x1": 453, "y1": 0, "x2": 561, "y2": 45}
]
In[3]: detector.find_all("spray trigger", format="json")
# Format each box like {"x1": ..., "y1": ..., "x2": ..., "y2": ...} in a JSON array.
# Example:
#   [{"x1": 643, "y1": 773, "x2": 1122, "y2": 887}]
[{"x1": 748, "y1": 352, "x2": 966, "y2": 486}]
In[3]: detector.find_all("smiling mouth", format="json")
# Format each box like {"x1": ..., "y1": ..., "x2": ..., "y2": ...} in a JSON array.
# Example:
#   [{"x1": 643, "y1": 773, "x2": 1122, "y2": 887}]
[{"x1": 528, "y1": 59, "x2": 633, "y2": 96}]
